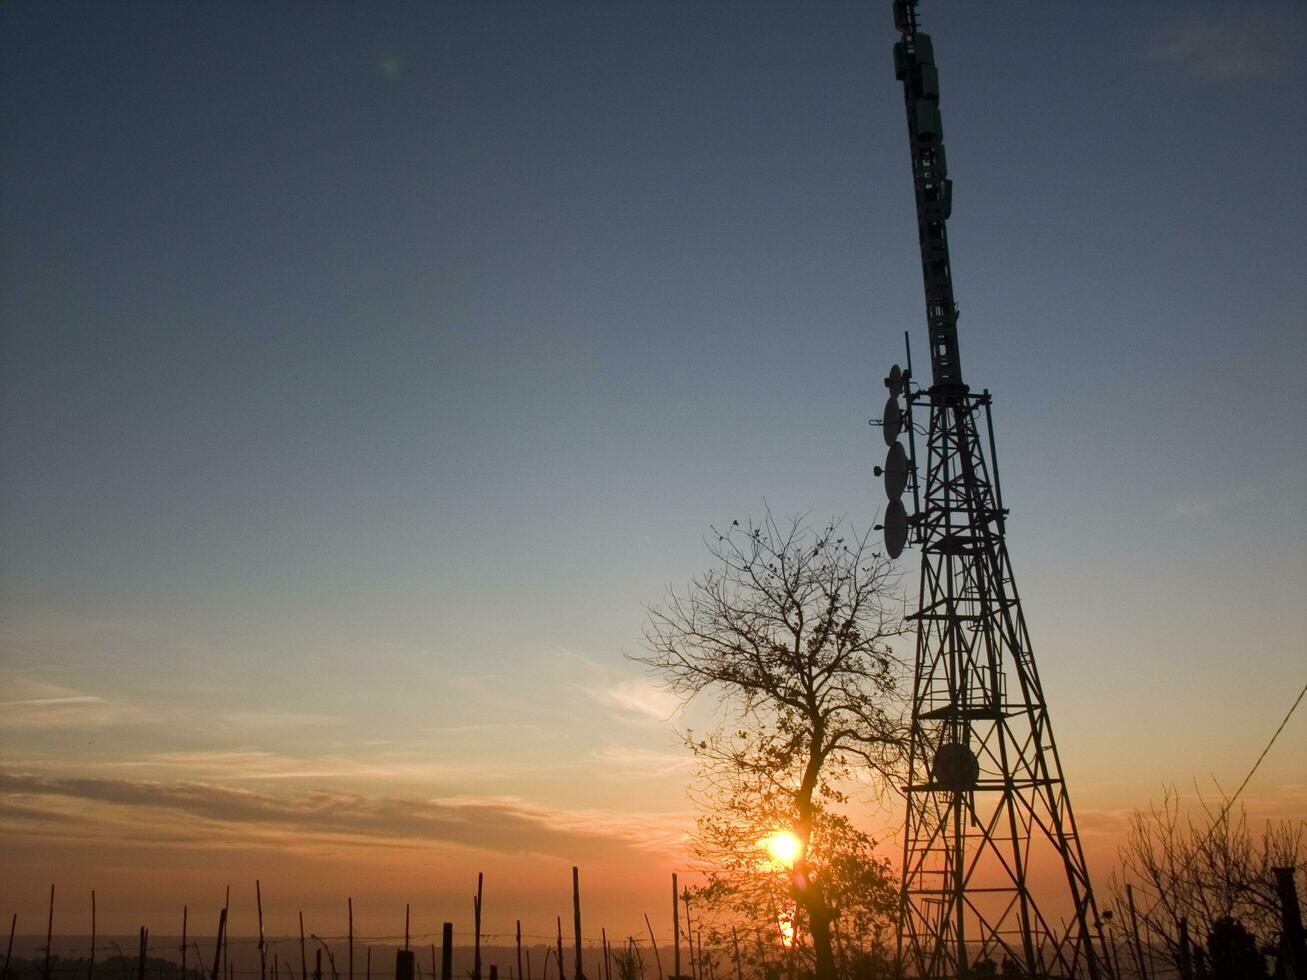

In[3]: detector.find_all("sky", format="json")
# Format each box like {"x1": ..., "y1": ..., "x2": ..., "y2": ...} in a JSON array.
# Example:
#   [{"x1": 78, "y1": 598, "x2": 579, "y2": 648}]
[{"x1": 2, "y1": 0, "x2": 1305, "y2": 945}]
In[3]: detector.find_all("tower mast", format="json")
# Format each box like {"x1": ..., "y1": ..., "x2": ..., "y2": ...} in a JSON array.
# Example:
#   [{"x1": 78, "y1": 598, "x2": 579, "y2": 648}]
[{"x1": 881, "y1": 2, "x2": 1111, "y2": 977}]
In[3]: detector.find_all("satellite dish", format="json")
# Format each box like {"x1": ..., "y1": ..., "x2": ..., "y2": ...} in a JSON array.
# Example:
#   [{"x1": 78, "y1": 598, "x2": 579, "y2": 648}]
[
  {"x1": 882, "y1": 397, "x2": 903, "y2": 446},
  {"x1": 883, "y1": 442, "x2": 909, "y2": 500},
  {"x1": 884, "y1": 498, "x2": 908, "y2": 558},
  {"x1": 932, "y1": 741, "x2": 980, "y2": 792},
  {"x1": 886, "y1": 363, "x2": 903, "y2": 398}
]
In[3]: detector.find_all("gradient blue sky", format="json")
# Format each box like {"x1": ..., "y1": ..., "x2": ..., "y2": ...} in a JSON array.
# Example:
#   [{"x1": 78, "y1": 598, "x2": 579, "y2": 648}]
[{"x1": 2, "y1": 0, "x2": 1304, "y2": 935}]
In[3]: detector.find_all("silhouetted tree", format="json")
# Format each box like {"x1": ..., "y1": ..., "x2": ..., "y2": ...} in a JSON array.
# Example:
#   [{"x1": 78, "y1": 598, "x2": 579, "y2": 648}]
[
  {"x1": 1206, "y1": 917, "x2": 1265, "y2": 980},
  {"x1": 1107, "y1": 785, "x2": 1303, "y2": 979},
  {"x1": 636, "y1": 513, "x2": 908, "y2": 980}
]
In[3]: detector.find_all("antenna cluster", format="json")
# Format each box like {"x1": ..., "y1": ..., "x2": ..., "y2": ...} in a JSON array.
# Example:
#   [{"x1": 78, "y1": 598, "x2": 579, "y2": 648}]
[{"x1": 874, "y1": 360, "x2": 917, "y2": 559}]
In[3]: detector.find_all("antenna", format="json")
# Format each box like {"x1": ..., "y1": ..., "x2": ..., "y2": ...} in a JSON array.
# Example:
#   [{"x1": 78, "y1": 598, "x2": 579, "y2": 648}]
[
  {"x1": 879, "y1": 2, "x2": 1109, "y2": 978},
  {"x1": 882, "y1": 442, "x2": 909, "y2": 500}
]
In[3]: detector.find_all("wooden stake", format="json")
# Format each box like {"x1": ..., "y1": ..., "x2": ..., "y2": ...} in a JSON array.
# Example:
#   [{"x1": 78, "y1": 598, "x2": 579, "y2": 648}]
[
  {"x1": 3, "y1": 913, "x2": 16, "y2": 980},
  {"x1": 572, "y1": 869, "x2": 583, "y2": 980},
  {"x1": 525, "y1": 950, "x2": 532, "y2": 980},
  {"x1": 670, "y1": 876, "x2": 679, "y2": 980},
  {"x1": 299, "y1": 912, "x2": 308, "y2": 980},
  {"x1": 348, "y1": 900, "x2": 354, "y2": 980},
  {"x1": 642, "y1": 915, "x2": 663, "y2": 980},
  {"x1": 556, "y1": 918, "x2": 565, "y2": 980},
  {"x1": 181, "y1": 906, "x2": 187, "y2": 980},
  {"x1": 139, "y1": 927, "x2": 148, "y2": 980},
  {"x1": 516, "y1": 922, "x2": 523, "y2": 980},
  {"x1": 1126, "y1": 884, "x2": 1149, "y2": 980},
  {"x1": 43, "y1": 884, "x2": 54, "y2": 980},
  {"x1": 440, "y1": 924, "x2": 453, "y2": 980},
  {"x1": 223, "y1": 888, "x2": 230, "y2": 980},
  {"x1": 730, "y1": 930, "x2": 741, "y2": 980},
  {"x1": 89, "y1": 892, "x2": 96, "y2": 980},
  {"x1": 474, "y1": 874, "x2": 484, "y2": 980},
  {"x1": 315, "y1": 949, "x2": 322, "y2": 980},
  {"x1": 257, "y1": 883, "x2": 267, "y2": 980},
  {"x1": 680, "y1": 891, "x2": 694, "y2": 980},
  {"x1": 429, "y1": 943, "x2": 435, "y2": 980},
  {"x1": 600, "y1": 930, "x2": 609, "y2": 980},
  {"x1": 406, "y1": 905, "x2": 411, "y2": 953},
  {"x1": 367, "y1": 947, "x2": 371, "y2": 980},
  {"x1": 212, "y1": 908, "x2": 228, "y2": 980}
]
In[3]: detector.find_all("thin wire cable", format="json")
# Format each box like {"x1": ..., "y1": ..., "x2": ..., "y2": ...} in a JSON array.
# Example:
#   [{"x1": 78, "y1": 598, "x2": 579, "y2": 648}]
[
  {"x1": 1132, "y1": 676, "x2": 1307, "y2": 929},
  {"x1": 1200, "y1": 676, "x2": 1306, "y2": 842}
]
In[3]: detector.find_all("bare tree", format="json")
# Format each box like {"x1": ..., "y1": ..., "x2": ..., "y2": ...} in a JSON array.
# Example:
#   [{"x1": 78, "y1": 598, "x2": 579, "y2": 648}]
[
  {"x1": 636, "y1": 513, "x2": 908, "y2": 980},
  {"x1": 1108, "y1": 785, "x2": 1305, "y2": 979}
]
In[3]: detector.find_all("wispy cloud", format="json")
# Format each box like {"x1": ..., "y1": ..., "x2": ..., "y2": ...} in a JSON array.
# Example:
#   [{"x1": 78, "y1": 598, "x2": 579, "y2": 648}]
[
  {"x1": 0, "y1": 695, "x2": 104, "y2": 707},
  {"x1": 590, "y1": 745, "x2": 693, "y2": 780},
  {"x1": 0, "y1": 677, "x2": 131, "y2": 731},
  {"x1": 1170, "y1": 498, "x2": 1212, "y2": 520},
  {"x1": 95, "y1": 747, "x2": 500, "y2": 785},
  {"x1": 421, "y1": 723, "x2": 535, "y2": 735},
  {"x1": 0, "y1": 772, "x2": 689, "y2": 859},
  {"x1": 585, "y1": 679, "x2": 681, "y2": 724},
  {"x1": 1151, "y1": 13, "x2": 1298, "y2": 81},
  {"x1": 215, "y1": 709, "x2": 343, "y2": 730},
  {"x1": 1168, "y1": 479, "x2": 1264, "y2": 521}
]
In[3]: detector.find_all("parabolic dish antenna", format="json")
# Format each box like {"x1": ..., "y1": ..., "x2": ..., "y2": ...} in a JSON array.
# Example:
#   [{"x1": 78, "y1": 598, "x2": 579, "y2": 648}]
[
  {"x1": 886, "y1": 363, "x2": 903, "y2": 398},
  {"x1": 882, "y1": 397, "x2": 903, "y2": 446},
  {"x1": 883, "y1": 442, "x2": 908, "y2": 500},
  {"x1": 884, "y1": 498, "x2": 908, "y2": 558}
]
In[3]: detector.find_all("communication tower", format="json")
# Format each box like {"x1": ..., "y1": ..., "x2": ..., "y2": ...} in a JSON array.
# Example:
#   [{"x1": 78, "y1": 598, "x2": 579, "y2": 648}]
[{"x1": 875, "y1": 2, "x2": 1111, "y2": 977}]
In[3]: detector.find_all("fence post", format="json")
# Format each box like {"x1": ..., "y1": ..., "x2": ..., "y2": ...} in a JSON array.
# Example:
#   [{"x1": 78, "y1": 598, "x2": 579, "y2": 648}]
[
  {"x1": 671, "y1": 876, "x2": 679, "y2": 980},
  {"x1": 3, "y1": 913, "x2": 15, "y2": 980},
  {"x1": 212, "y1": 908, "x2": 228, "y2": 980},
  {"x1": 475, "y1": 875, "x2": 484, "y2": 980},
  {"x1": 43, "y1": 885, "x2": 54, "y2": 980},
  {"x1": 572, "y1": 869, "x2": 584, "y2": 980}
]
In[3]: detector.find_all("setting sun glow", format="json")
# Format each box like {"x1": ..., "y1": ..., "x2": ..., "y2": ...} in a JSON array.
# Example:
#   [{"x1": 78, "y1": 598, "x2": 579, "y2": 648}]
[{"x1": 761, "y1": 829, "x2": 803, "y2": 867}]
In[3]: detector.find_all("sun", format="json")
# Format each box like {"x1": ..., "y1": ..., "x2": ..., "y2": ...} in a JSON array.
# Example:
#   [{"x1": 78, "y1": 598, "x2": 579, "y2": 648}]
[{"x1": 761, "y1": 829, "x2": 803, "y2": 867}]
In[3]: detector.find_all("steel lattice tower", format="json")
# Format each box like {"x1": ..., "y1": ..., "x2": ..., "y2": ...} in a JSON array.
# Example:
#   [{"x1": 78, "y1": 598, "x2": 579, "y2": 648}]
[{"x1": 878, "y1": 3, "x2": 1111, "y2": 977}]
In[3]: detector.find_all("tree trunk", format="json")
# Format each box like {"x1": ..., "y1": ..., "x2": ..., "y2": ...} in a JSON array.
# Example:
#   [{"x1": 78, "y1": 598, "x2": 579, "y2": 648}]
[
  {"x1": 795, "y1": 877, "x2": 837, "y2": 980},
  {"x1": 793, "y1": 731, "x2": 836, "y2": 980}
]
